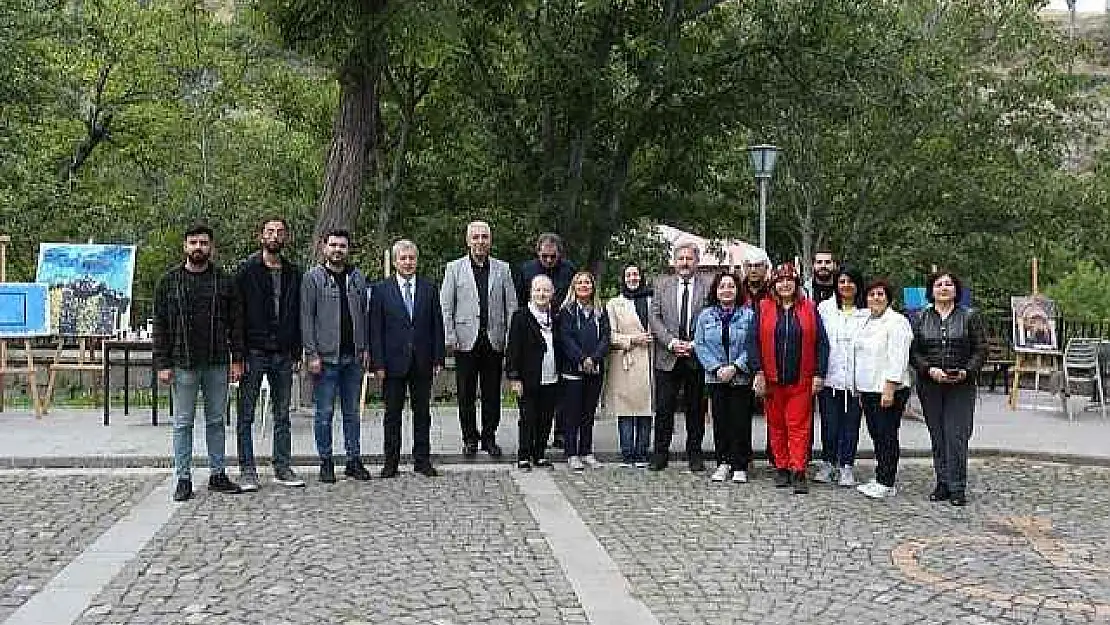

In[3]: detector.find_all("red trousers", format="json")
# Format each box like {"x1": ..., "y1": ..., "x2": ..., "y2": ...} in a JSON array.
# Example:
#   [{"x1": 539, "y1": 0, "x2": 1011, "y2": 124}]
[{"x1": 766, "y1": 380, "x2": 814, "y2": 472}]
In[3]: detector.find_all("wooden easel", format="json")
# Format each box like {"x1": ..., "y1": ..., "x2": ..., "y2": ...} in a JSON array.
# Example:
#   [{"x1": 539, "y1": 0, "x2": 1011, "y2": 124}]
[
  {"x1": 0, "y1": 234, "x2": 45, "y2": 417},
  {"x1": 42, "y1": 336, "x2": 105, "y2": 413},
  {"x1": 1008, "y1": 258, "x2": 1063, "y2": 410}
]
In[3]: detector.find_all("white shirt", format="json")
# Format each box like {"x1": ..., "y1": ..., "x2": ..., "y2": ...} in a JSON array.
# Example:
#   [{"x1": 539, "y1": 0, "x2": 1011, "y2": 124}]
[
  {"x1": 817, "y1": 297, "x2": 870, "y2": 390},
  {"x1": 852, "y1": 308, "x2": 913, "y2": 393},
  {"x1": 529, "y1": 303, "x2": 558, "y2": 385}
]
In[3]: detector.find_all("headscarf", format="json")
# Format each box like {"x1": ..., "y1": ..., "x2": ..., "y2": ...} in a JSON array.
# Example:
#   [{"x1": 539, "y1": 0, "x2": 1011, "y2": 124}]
[{"x1": 620, "y1": 269, "x2": 653, "y2": 329}]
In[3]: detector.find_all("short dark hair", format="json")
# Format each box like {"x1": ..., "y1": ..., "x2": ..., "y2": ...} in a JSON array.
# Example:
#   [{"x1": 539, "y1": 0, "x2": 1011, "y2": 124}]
[
  {"x1": 706, "y1": 271, "x2": 744, "y2": 307},
  {"x1": 260, "y1": 217, "x2": 289, "y2": 231},
  {"x1": 864, "y1": 278, "x2": 896, "y2": 305},
  {"x1": 835, "y1": 266, "x2": 866, "y2": 308},
  {"x1": 535, "y1": 232, "x2": 563, "y2": 254},
  {"x1": 323, "y1": 228, "x2": 351, "y2": 244},
  {"x1": 924, "y1": 270, "x2": 963, "y2": 304},
  {"x1": 184, "y1": 222, "x2": 213, "y2": 239},
  {"x1": 813, "y1": 249, "x2": 835, "y2": 260}
]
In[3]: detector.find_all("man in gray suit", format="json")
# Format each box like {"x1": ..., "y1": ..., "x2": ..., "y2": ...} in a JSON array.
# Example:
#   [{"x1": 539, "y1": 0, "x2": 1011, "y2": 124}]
[
  {"x1": 441, "y1": 221, "x2": 519, "y2": 457},
  {"x1": 649, "y1": 239, "x2": 710, "y2": 472}
]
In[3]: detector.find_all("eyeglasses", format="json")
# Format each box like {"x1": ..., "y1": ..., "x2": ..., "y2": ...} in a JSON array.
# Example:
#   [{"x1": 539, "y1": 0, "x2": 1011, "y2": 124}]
[{"x1": 539, "y1": 254, "x2": 557, "y2": 261}]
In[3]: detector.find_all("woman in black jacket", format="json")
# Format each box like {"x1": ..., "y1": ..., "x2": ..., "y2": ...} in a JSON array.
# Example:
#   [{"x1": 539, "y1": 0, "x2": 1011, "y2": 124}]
[
  {"x1": 910, "y1": 271, "x2": 988, "y2": 507},
  {"x1": 506, "y1": 275, "x2": 561, "y2": 470}
]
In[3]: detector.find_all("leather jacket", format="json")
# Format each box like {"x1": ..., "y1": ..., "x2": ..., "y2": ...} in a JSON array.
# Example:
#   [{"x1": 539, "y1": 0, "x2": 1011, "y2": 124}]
[{"x1": 910, "y1": 305, "x2": 988, "y2": 379}]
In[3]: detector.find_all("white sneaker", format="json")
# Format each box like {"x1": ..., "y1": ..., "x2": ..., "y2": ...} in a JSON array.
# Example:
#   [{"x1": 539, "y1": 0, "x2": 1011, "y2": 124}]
[
  {"x1": 857, "y1": 480, "x2": 895, "y2": 499},
  {"x1": 634, "y1": 461, "x2": 649, "y2": 469},
  {"x1": 568, "y1": 456, "x2": 585, "y2": 471},
  {"x1": 838, "y1": 465, "x2": 856, "y2": 487},
  {"x1": 813, "y1": 461, "x2": 835, "y2": 484},
  {"x1": 710, "y1": 463, "x2": 732, "y2": 482},
  {"x1": 620, "y1": 462, "x2": 635, "y2": 469},
  {"x1": 732, "y1": 470, "x2": 748, "y2": 483},
  {"x1": 583, "y1": 454, "x2": 603, "y2": 469}
]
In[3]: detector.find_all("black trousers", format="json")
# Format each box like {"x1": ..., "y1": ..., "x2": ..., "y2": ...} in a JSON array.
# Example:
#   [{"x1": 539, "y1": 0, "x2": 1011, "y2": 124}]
[
  {"x1": 563, "y1": 376, "x2": 603, "y2": 457},
  {"x1": 518, "y1": 382, "x2": 559, "y2": 462},
  {"x1": 917, "y1": 380, "x2": 976, "y2": 494},
  {"x1": 653, "y1": 359, "x2": 706, "y2": 459},
  {"x1": 860, "y1": 388, "x2": 910, "y2": 487},
  {"x1": 709, "y1": 383, "x2": 754, "y2": 469},
  {"x1": 455, "y1": 333, "x2": 504, "y2": 445},
  {"x1": 383, "y1": 371, "x2": 433, "y2": 469}
]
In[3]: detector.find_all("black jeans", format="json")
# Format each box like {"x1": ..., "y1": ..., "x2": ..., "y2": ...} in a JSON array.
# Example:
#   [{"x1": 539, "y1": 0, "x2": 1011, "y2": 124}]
[
  {"x1": 383, "y1": 371, "x2": 433, "y2": 469},
  {"x1": 518, "y1": 382, "x2": 559, "y2": 462},
  {"x1": 563, "y1": 376, "x2": 603, "y2": 457},
  {"x1": 917, "y1": 380, "x2": 976, "y2": 494},
  {"x1": 709, "y1": 383, "x2": 754, "y2": 469},
  {"x1": 860, "y1": 388, "x2": 911, "y2": 487},
  {"x1": 455, "y1": 333, "x2": 504, "y2": 445},
  {"x1": 652, "y1": 359, "x2": 706, "y2": 460}
]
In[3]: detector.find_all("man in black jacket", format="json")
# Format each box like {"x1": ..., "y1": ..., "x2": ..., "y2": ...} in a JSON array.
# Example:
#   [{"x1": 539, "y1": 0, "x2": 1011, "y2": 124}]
[
  {"x1": 234, "y1": 217, "x2": 305, "y2": 491},
  {"x1": 153, "y1": 223, "x2": 245, "y2": 502}
]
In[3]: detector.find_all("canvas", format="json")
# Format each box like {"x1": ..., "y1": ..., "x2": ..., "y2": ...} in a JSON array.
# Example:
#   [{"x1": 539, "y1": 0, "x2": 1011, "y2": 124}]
[
  {"x1": 1012, "y1": 295, "x2": 1059, "y2": 352},
  {"x1": 36, "y1": 243, "x2": 137, "y2": 336},
  {"x1": 0, "y1": 283, "x2": 51, "y2": 338}
]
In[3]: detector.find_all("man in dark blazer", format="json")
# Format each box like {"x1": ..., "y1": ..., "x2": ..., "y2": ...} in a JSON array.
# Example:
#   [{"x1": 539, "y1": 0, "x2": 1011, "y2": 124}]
[
  {"x1": 369, "y1": 239, "x2": 446, "y2": 477},
  {"x1": 648, "y1": 239, "x2": 711, "y2": 472}
]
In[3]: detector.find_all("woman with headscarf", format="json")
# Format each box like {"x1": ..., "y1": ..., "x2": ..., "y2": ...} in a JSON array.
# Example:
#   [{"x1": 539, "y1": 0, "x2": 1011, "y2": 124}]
[
  {"x1": 558, "y1": 271, "x2": 611, "y2": 471},
  {"x1": 911, "y1": 270, "x2": 987, "y2": 507},
  {"x1": 815, "y1": 266, "x2": 870, "y2": 487},
  {"x1": 753, "y1": 263, "x2": 829, "y2": 494},
  {"x1": 602, "y1": 265, "x2": 654, "y2": 467}
]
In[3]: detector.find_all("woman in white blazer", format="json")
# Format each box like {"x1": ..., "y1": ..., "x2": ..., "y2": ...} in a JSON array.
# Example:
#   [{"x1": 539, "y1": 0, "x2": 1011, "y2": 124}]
[
  {"x1": 852, "y1": 279, "x2": 914, "y2": 499},
  {"x1": 602, "y1": 265, "x2": 654, "y2": 467}
]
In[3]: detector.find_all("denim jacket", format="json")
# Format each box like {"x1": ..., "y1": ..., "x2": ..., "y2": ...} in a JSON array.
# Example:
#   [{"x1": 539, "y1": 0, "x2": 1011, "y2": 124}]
[{"x1": 693, "y1": 304, "x2": 761, "y2": 385}]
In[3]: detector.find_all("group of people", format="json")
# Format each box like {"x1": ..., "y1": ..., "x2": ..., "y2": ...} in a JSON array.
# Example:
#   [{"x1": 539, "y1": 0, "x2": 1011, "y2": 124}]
[{"x1": 154, "y1": 220, "x2": 987, "y2": 508}]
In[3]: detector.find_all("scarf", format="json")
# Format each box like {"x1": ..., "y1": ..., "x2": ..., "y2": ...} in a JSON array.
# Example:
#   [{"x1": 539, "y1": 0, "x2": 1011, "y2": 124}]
[
  {"x1": 620, "y1": 283, "x2": 653, "y2": 329},
  {"x1": 528, "y1": 302, "x2": 552, "y2": 329}
]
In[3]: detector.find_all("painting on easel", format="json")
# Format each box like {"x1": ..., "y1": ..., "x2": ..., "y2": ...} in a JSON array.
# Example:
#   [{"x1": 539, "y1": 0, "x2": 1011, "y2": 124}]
[
  {"x1": 36, "y1": 243, "x2": 136, "y2": 336},
  {"x1": 0, "y1": 283, "x2": 51, "y2": 337},
  {"x1": 1011, "y1": 295, "x2": 1058, "y2": 352}
]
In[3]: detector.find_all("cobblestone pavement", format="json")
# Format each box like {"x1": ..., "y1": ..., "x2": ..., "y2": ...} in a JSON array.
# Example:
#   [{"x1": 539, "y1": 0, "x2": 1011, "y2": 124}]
[
  {"x1": 553, "y1": 459, "x2": 1110, "y2": 625},
  {"x1": 0, "y1": 472, "x2": 165, "y2": 621},
  {"x1": 71, "y1": 470, "x2": 583, "y2": 625}
]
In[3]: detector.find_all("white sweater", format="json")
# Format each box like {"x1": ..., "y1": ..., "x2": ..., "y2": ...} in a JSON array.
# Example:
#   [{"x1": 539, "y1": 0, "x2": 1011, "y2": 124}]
[
  {"x1": 817, "y1": 298, "x2": 870, "y2": 390},
  {"x1": 851, "y1": 308, "x2": 913, "y2": 393}
]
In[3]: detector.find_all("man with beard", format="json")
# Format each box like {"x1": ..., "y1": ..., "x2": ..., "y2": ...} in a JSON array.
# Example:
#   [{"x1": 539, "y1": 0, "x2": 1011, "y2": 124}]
[
  {"x1": 742, "y1": 247, "x2": 772, "y2": 303},
  {"x1": 302, "y1": 229, "x2": 371, "y2": 484},
  {"x1": 154, "y1": 223, "x2": 245, "y2": 502},
  {"x1": 234, "y1": 217, "x2": 305, "y2": 491},
  {"x1": 808, "y1": 251, "x2": 838, "y2": 303}
]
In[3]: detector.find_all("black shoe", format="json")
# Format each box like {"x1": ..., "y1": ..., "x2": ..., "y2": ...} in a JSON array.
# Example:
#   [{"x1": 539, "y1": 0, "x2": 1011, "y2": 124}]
[
  {"x1": 648, "y1": 453, "x2": 668, "y2": 471},
  {"x1": 552, "y1": 433, "x2": 565, "y2": 450},
  {"x1": 517, "y1": 460, "x2": 532, "y2": 470},
  {"x1": 688, "y1": 456, "x2": 706, "y2": 472},
  {"x1": 344, "y1": 461, "x2": 371, "y2": 481},
  {"x1": 463, "y1": 441, "x2": 478, "y2": 458},
  {"x1": 482, "y1": 440, "x2": 504, "y2": 458},
  {"x1": 415, "y1": 465, "x2": 439, "y2": 477},
  {"x1": 950, "y1": 492, "x2": 967, "y2": 507},
  {"x1": 172, "y1": 479, "x2": 193, "y2": 502},
  {"x1": 534, "y1": 458, "x2": 554, "y2": 469},
  {"x1": 792, "y1": 471, "x2": 809, "y2": 494},
  {"x1": 319, "y1": 460, "x2": 336, "y2": 484},
  {"x1": 773, "y1": 469, "x2": 791, "y2": 488},
  {"x1": 208, "y1": 472, "x2": 243, "y2": 494},
  {"x1": 379, "y1": 464, "x2": 399, "y2": 479},
  {"x1": 929, "y1": 484, "x2": 950, "y2": 502}
]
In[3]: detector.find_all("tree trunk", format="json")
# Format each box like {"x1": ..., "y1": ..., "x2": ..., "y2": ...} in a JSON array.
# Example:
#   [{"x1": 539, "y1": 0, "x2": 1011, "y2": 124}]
[{"x1": 313, "y1": 56, "x2": 381, "y2": 251}]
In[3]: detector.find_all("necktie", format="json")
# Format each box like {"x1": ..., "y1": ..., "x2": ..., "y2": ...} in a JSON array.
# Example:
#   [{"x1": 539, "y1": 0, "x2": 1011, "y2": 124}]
[
  {"x1": 679, "y1": 279, "x2": 691, "y2": 341},
  {"x1": 404, "y1": 280, "x2": 414, "y2": 319}
]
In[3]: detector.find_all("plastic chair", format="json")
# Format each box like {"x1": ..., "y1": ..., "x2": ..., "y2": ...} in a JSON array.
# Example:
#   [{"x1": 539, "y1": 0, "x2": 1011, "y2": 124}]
[{"x1": 1061, "y1": 338, "x2": 1107, "y2": 421}]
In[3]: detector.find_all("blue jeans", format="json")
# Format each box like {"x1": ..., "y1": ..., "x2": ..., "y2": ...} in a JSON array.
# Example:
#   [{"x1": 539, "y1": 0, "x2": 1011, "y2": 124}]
[
  {"x1": 172, "y1": 366, "x2": 229, "y2": 480},
  {"x1": 237, "y1": 351, "x2": 294, "y2": 472},
  {"x1": 617, "y1": 416, "x2": 651, "y2": 463},
  {"x1": 818, "y1": 387, "x2": 863, "y2": 466},
  {"x1": 313, "y1": 355, "x2": 362, "y2": 463}
]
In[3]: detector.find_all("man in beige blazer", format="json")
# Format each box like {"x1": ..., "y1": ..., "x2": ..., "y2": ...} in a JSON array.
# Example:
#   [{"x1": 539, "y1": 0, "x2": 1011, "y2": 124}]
[
  {"x1": 441, "y1": 221, "x2": 518, "y2": 457},
  {"x1": 648, "y1": 239, "x2": 710, "y2": 471}
]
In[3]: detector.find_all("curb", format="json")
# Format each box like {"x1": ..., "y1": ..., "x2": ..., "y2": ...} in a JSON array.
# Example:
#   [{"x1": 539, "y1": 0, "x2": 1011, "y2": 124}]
[{"x1": 2, "y1": 449, "x2": 1109, "y2": 469}]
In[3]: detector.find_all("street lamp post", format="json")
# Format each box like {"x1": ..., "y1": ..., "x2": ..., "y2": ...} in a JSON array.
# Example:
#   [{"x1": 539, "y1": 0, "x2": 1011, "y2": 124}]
[{"x1": 747, "y1": 144, "x2": 779, "y2": 251}]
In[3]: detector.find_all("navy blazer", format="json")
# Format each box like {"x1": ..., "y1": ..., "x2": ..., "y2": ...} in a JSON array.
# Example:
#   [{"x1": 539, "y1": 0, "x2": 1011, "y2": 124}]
[
  {"x1": 556, "y1": 303, "x2": 610, "y2": 376},
  {"x1": 369, "y1": 276, "x2": 446, "y2": 377}
]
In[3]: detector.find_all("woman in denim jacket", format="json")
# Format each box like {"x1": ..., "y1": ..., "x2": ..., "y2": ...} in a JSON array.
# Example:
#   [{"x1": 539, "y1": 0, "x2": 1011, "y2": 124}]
[{"x1": 694, "y1": 272, "x2": 760, "y2": 484}]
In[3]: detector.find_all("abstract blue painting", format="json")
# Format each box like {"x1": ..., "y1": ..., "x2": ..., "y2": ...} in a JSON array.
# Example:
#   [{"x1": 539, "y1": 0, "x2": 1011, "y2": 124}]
[
  {"x1": 0, "y1": 283, "x2": 51, "y2": 338},
  {"x1": 36, "y1": 243, "x2": 136, "y2": 336}
]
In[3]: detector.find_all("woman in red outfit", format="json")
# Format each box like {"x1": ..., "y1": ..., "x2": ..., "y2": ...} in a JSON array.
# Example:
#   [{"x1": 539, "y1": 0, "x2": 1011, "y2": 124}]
[{"x1": 753, "y1": 263, "x2": 830, "y2": 494}]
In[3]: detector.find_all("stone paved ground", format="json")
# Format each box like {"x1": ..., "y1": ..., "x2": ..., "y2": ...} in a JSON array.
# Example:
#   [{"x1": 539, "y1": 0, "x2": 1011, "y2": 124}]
[
  {"x1": 553, "y1": 459, "x2": 1110, "y2": 625},
  {"x1": 71, "y1": 470, "x2": 583, "y2": 625},
  {"x1": 0, "y1": 472, "x2": 165, "y2": 621}
]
